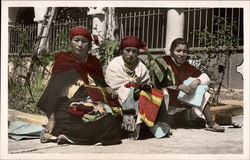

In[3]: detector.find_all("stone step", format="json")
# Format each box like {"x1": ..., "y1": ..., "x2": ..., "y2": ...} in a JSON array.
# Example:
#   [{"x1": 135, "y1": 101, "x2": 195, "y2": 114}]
[
  {"x1": 210, "y1": 102, "x2": 243, "y2": 125},
  {"x1": 8, "y1": 100, "x2": 243, "y2": 126},
  {"x1": 8, "y1": 109, "x2": 47, "y2": 125}
]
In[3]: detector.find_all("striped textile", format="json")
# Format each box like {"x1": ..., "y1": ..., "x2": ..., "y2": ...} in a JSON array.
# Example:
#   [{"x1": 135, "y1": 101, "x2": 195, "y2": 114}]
[
  {"x1": 83, "y1": 84, "x2": 122, "y2": 116},
  {"x1": 139, "y1": 88, "x2": 164, "y2": 127},
  {"x1": 84, "y1": 84, "x2": 120, "y2": 108}
]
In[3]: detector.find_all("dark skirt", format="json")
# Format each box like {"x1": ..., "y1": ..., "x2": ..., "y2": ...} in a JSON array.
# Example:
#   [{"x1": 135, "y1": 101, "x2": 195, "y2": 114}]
[{"x1": 52, "y1": 97, "x2": 122, "y2": 145}]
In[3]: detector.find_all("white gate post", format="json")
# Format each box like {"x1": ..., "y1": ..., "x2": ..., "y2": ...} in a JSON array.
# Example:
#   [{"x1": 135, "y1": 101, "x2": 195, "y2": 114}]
[
  {"x1": 165, "y1": 9, "x2": 185, "y2": 55},
  {"x1": 34, "y1": 7, "x2": 48, "y2": 35},
  {"x1": 88, "y1": 7, "x2": 107, "y2": 41},
  {"x1": 34, "y1": 7, "x2": 49, "y2": 51}
]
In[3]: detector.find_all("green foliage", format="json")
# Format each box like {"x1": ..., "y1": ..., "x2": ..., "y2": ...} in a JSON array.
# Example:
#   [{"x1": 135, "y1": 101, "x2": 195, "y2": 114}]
[
  {"x1": 8, "y1": 73, "x2": 45, "y2": 115},
  {"x1": 9, "y1": 56, "x2": 51, "y2": 115},
  {"x1": 144, "y1": 50, "x2": 175, "y2": 88},
  {"x1": 55, "y1": 8, "x2": 88, "y2": 21},
  {"x1": 9, "y1": 30, "x2": 36, "y2": 75},
  {"x1": 14, "y1": 30, "x2": 36, "y2": 55},
  {"x1": 36, "y1": 50, "x2": 54, "y2": 68},
  {"x1": 9, "y1": 29, "x2": 56, "y2": 114},
  {"x1": 190, "y1": 16, "x2": 239, "y2": 105},
  {"x1": 50, "y1": 31, "x2": 71, "y2": 52},
  {"x1": 96, "y1": 40, "x2": 120, "y2": 65}
]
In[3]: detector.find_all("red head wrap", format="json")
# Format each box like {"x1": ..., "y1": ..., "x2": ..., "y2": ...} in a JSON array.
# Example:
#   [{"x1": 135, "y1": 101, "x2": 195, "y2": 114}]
[
  {"x1": 69, "y1": 26, "x2": 92, "y2": 41},
  {"x1": 120, "y1": 36, "x2": 147, "y2": 50}
]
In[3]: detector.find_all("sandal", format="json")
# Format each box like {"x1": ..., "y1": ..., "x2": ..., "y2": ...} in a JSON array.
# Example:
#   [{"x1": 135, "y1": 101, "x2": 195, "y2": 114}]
[{"x1": 205, "y1": 123, "x2": 225, "y2": 132}]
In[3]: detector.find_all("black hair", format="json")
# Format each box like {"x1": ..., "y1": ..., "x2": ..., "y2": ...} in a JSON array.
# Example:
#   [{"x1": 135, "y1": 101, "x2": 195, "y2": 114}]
[{"x1": 170, "y1": 38, "x2": 189, "y2": 54}]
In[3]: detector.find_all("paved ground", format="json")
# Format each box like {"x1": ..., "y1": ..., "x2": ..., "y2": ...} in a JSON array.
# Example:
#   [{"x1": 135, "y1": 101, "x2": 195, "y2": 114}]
[{"x1": 5, "y1": 115, "x2": 248, "y2": 160}]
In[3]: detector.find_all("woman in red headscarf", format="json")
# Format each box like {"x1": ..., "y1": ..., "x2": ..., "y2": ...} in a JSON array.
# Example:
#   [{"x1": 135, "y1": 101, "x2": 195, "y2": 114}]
[
  {"x1": 105, "y1": 36, "x2": 171, "y2": 140},
  {"x1": 37, "y1": 26, "x2": 122, "y2": 145}
]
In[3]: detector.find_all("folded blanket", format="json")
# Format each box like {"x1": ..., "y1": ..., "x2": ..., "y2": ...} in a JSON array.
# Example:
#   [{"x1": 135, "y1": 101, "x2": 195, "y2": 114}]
[
  {"x1": 8, "y1": 121, "x2": 44, "y2": 141},
  {"x1": 177, "y1": 77, "x2": 208, "y2": 108}
]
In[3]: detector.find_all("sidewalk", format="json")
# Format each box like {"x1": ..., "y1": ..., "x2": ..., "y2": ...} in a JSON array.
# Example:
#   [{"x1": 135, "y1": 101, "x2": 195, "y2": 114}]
[
  {"x1": 6, "y1": 115, "x2": 245, "y2": 159},
  {"x1": 5, "y1": 99, "x2": 247, "y2": 160},
  {"x1": 8, "y1": 115, "x2": 243, "y2": 152}
]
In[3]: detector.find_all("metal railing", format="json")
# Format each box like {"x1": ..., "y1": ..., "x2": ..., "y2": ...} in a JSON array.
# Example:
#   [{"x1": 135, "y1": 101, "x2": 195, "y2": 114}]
[
  {"x1": 117, "y1": 8, "x2": 243, "y2": 52},
  {"x1": 9, "y1": 24, "x2": 38, "y2": 54},
  {"x1": 48, "y1": 18, "x2": 92, "y2": 53},
  {"x1": 117, "y1": 8, "x2": 167, "y2": 51},
  {"x1": 8, "y1": 8, "x2": 243, "y2": 55},
  {"x1": 183, "y1": 8, "x2": 243, "y2": 50},
  {"x1": 8, "y1": 18, "x2": 92, "y2": 55}
]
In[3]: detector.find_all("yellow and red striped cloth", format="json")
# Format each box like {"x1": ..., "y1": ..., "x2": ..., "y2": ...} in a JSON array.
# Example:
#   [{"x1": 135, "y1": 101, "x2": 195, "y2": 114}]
[
  {"x1": 124, "y1": 83, "x2": 164, "y2": 127},
  {"x1": 139, "y1": 88, "x2": 164, "y2": 127}
]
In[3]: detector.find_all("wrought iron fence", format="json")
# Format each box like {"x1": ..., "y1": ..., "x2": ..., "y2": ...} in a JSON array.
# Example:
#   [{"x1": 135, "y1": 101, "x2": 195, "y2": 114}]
[
  {"x1": 9, "y1": 24, "x2": 38, "y2": 54},
  {"x1": 8, "y1": 18, "x2": 92, "y2": 55},
  {"x1": 117, "y1": 8, "x2": 167, "y2": 52},
  {"x1": 8, "y1": 8, "x2": 243, "y2": 55},
  {"x1": 117, "y1": 8, "x2": 243, "y2": 52},
  {"x1": 183, "y1": 8, "x2": 243, "y2": 50},
  {"x1": 48, "y1": 18, "x2": 92, "y2": 53}
]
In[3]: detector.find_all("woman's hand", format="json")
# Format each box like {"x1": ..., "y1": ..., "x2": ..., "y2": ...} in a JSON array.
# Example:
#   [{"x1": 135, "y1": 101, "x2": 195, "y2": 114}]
[
  {"x1": 188, "y1": 79, "x2": 201, "y2": 90},
  {"x1": 105, "y1": 87, "x2": 118, "y2": 100},
  {"x1": 93, "y1": 103, "x2": 105, "y2": 113},
  {"x1": 133, "y1": 88, "x2": 141, "y2": 100},
  {"x1": 178, "y1": 84, "x2": 194, "y2": 95}
]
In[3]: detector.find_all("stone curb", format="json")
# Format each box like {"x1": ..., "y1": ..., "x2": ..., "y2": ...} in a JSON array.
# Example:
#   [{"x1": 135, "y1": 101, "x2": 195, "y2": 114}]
[
  {"x1": 8, "y1": 109, "x2": 48, "y2": 125},
  {"x1": 210, "y1": 102, "x2": 243, "y2": 125},
  {"x1": 8, "y1": 100, "x2": 243, "y2": 126}
]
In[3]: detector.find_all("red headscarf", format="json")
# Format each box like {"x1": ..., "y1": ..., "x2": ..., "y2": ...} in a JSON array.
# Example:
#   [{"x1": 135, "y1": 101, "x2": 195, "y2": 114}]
[
  {"x1": 51, "y1": 27, "x2": 103, "y2": 84},
  {"x1": 120, "y1": 36, "x2": 147, "y2": 50},
  {"x1": 52, "y1": 52, "x2": 104, "y2": 84},
  {"x1": 69, "y1": 26, "x2": 99, "y2": 44}
]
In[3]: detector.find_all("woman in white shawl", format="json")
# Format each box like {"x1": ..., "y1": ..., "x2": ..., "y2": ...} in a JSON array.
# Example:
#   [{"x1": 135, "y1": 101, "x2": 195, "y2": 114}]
[{"x1": 106, "y1": 36, "x2": 170, "y2": 140}]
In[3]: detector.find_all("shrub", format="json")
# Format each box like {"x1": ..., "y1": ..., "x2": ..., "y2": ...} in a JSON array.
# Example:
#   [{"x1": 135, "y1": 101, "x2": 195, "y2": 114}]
[{"x1": 190, "y1": 16, "x2": 239, "y2": 105}]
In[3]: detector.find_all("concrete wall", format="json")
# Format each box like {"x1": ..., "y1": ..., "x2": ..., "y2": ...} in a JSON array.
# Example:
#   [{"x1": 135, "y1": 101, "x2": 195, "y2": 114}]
[
  {"x1": 8, "y1": 8, "x2": 19, "y2": 24},
  {"x1": 227, "y1": 53, "x2": 243, "y2": 89}
]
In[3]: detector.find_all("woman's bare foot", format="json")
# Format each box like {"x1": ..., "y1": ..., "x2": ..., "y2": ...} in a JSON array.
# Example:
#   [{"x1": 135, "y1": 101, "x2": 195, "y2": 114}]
[
  {"x1": 40, "y1": 133, "x2": 58, "y2": 143},
  {"x1": 205, "y1": 123, "x2": 225, "y2": 132}
]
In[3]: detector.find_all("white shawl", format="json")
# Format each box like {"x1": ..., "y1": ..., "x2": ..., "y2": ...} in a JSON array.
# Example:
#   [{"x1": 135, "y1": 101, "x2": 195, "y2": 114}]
[{"x1": 105, "y1": 56, "x2": 150, "y2": 104}]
